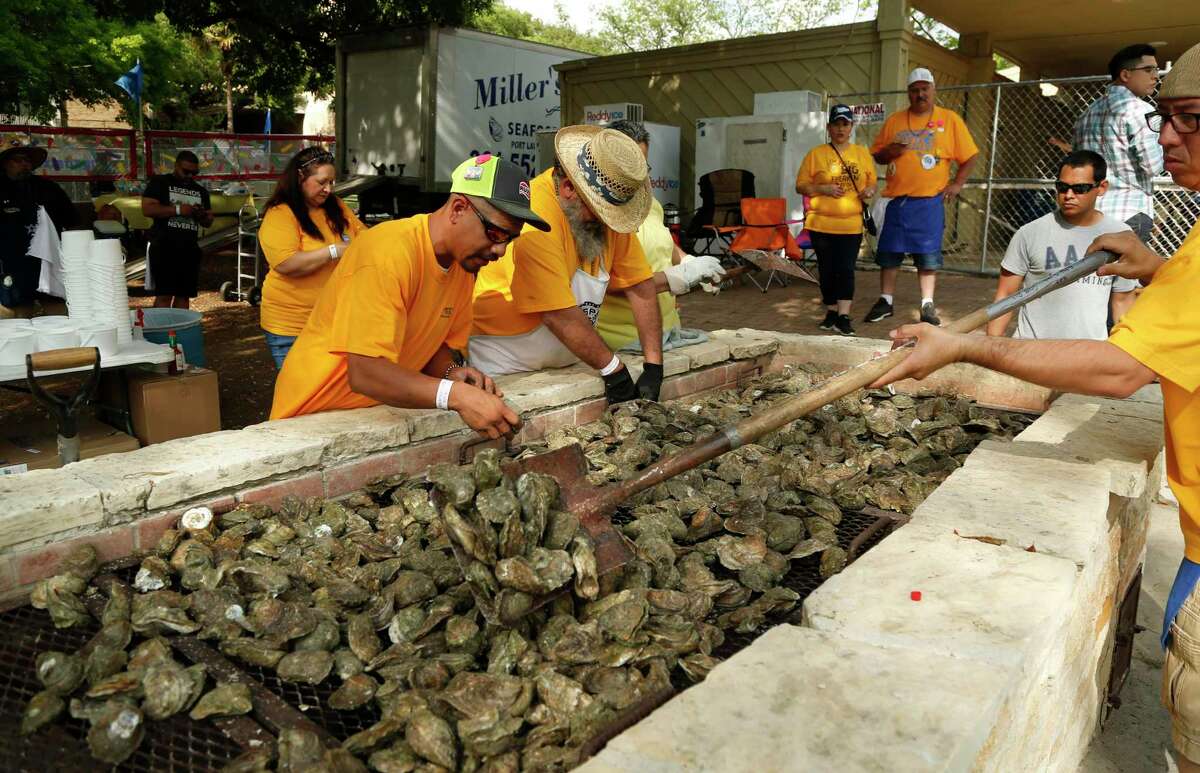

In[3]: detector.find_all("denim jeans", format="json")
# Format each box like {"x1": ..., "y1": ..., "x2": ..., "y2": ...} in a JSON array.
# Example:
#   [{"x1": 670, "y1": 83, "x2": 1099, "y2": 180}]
[{"x1": 263, "y1": 330, "x2": 297, "y2": 369}]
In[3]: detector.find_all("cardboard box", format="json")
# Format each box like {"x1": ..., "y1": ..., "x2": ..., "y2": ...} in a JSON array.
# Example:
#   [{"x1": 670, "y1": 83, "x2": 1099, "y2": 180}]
[
  {"x1": 0, "y1": 416, "x2": 141, "y2": 474},
  {"x1": 125, "y1": 367, "x2": 221, "y2": 445}
]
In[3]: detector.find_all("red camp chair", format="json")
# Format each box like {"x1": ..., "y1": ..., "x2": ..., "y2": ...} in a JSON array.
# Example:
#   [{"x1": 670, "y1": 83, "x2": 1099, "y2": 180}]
[{"x1": 709, "y1": 198, "x2": 814, "y2": 292}]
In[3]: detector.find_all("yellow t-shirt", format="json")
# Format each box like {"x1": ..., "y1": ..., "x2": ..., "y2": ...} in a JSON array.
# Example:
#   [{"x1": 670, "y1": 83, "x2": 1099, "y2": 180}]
[
  {"x1": 472, "y1": 169, "x2": 654, "y2": 337},
  {"x1": 871, "y1": 106, "x2": 979, "y2": 198},
  {"x1": 596, "y1": 198, "x2": 681, "y2": 350},
  {"x1": 270, "y1": 214, "x2": 474, "y2": 419},
  {"x1": 1108, "y1": 219, "x2": 1200, "y2": 561},
  {"x1": 795, "y1": 143, "x2": 878, "y2": 235},
  {"x1": 259, "y1": 200, "x2": 366, "y2": 336}
]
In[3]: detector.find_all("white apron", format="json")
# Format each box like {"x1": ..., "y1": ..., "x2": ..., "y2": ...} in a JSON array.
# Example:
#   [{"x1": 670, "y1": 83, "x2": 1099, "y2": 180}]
[{"x1": 469, "y1": 264, "x2": 609, "y2": 377}]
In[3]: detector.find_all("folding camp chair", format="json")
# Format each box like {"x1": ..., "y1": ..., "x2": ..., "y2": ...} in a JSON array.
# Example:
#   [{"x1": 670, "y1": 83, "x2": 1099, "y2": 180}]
[
  {"x1": 711, "y1": 197, "x2": 815, "y2": 292},
  {"x1": 683, "y1": 169, "x2": 755, "y2": 255}
]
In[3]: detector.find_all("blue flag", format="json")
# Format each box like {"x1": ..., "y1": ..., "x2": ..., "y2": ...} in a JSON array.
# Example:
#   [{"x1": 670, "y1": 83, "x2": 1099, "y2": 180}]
[{"x1": 115, "y1": 60, "x2": 143, "y2": 105}]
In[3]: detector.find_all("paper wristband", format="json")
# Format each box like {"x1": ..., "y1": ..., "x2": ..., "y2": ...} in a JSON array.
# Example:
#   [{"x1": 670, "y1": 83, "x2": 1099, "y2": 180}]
[
  {"x1": 436, "y1": 379, "x2": 454, "y2": 410},
  {"x1": 599, "y1": 355, "x2": 622, "y2": 377}
]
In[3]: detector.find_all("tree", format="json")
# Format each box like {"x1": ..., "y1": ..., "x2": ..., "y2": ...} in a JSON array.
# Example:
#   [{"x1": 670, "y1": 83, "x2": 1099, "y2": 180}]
[
  {"x1": 0, "y1": 0, "x2": 121, "y2": 123},
  {"x1": 469, "y1": 3, "x2": 613, "y2": 55},
  {"x1": 598, "y1": 0, "x2": 873, "y2": 53},
  {"x1": 598, "y1": 0, "x2": 718, "y2": 53}
]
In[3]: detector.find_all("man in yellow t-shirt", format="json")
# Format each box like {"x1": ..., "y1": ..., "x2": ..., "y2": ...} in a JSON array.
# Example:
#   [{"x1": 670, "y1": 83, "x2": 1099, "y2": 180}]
[
  {"x1": 595, "y1": 119, "x2": 727, "y2": 352},
  {"x1": 865, "y1": 68, "x2": 979, "y2": 327},
  {"x1": 470, "y1": 126, "x2": 666, "y2": 405},
  {"x1": 270, "y1": 154, "x2": 549, "y2": 440},
  {"x1": 869, "y1": 43, "x2": 1200, "y2": 772}
]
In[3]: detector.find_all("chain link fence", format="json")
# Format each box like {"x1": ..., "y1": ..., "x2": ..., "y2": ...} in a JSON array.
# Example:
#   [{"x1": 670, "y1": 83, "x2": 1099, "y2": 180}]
[{"x1": 832, "y1": 75, "x2": 1196, "y2": 273}]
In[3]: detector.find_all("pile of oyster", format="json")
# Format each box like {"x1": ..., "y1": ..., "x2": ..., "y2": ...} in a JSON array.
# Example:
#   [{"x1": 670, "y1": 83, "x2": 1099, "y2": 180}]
[
  {"x1": 20, "y1": 368, "x2": 1031, "y2": 770},
  {"x1": 433, "y1": 460, "x2": 598, "y2": 625}
]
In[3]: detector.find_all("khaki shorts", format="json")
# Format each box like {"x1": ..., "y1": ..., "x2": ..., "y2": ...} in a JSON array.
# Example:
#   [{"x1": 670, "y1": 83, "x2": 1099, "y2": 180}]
[{"x1": 1164, "y1": 583, "x2": 1200, "y2": 762}]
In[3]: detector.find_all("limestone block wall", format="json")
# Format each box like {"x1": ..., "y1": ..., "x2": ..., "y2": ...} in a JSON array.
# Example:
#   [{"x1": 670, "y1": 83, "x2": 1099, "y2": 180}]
[{"x1": 583, "y1": 339, "x2": 1165, "y2": 772}]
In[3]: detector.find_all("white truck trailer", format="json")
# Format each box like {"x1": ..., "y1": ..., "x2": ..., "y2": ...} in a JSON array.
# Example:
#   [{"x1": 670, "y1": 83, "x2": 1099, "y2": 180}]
[{"x1": 335, "y1": 25, "x2": 586, "y2": 215}]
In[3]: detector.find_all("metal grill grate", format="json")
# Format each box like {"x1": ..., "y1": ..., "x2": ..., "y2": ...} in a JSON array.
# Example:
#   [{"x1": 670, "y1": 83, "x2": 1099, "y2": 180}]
[
  {"x1": 673, "y1": 508, "x2": 902, "y2": 689},
  {"x1": 0, "y1": 605, "x2": 243, "y2": 772},
  {"x1": 237, "y1": 663, "x2": 382, "y2": 742}
]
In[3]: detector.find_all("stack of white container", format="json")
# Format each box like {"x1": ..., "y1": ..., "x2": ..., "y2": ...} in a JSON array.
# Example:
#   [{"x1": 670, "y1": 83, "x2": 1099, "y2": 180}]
[
  {"x1": 60, "y1": 230, "x2": 95, "y2": 321},
  {"x1": 86, "y1": 238, "x2": 133, "y2": 348}
]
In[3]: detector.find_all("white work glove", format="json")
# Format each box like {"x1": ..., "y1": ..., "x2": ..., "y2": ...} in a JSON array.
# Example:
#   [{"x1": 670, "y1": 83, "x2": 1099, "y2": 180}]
[{"x1": 664, "y1": 255, "x2": 727, "y2": 295}]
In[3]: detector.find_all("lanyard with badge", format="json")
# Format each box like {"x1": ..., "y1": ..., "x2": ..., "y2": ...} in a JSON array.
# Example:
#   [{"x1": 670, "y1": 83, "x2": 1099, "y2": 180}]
[{"x1": 906, "y1": 111, "x2": 940, "y2": 171}]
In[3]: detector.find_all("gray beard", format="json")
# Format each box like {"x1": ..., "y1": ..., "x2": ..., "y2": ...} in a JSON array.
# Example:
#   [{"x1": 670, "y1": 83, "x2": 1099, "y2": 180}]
[{"x1": 559, "y1": 192, "x2": 607, "y2": 261}]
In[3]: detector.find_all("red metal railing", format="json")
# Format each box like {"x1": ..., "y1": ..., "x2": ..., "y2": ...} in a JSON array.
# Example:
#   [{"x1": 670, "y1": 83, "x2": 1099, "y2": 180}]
[
  {"x1": 1, "y1": 125, "x2": 335, "y2": 184},
  {"x1": 142, "y1": 130, "x2": 335, "y2": 181}
]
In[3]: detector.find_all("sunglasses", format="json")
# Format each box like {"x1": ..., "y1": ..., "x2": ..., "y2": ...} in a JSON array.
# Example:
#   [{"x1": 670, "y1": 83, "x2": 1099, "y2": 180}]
[
  {"x1": 1054, "y1": 180, "x2": 1102, "y2": 195},
  {"x1": 299, "y1": 151, "x2": 335, "y2": 169},
  {"x1": 464, "y1": 197, "x2": 521, "y2": 244},
  {"x1": 1145, "y1": 110, "x2": 1200, "y2": 135},
  {"x1": 177, "y1": 166, "x2": 199, "y2": 177}
]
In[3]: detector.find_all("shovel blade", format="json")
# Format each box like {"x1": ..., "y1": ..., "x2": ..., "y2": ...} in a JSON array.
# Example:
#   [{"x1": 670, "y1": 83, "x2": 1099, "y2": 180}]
[{"x1": 737, "y1": 249, "x2": 817, "y2": 283}]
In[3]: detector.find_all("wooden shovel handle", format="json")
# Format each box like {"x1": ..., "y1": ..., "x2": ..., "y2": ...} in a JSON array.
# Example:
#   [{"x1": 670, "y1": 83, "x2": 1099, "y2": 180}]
[{"x1": 27, "y1": 347, "x2": 99, "y2": 371}]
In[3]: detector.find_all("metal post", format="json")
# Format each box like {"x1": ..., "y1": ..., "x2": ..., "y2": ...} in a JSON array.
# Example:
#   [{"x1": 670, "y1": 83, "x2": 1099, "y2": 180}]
[{"x1": 980, "y1": 83, "x2": 1003, "y2": 272}]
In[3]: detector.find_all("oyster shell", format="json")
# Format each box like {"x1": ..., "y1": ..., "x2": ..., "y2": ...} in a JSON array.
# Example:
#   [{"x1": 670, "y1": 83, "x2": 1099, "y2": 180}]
[
  {"x1": 406, "y1": 708, "x2": 458, "y2": 770},
  {"x1": 21, "y1": 689, "x2": 65, "y2": 735},
  {"x1": 329, "y1": 673, "x2": 378, "y2": 710},
  {"x1": 190, "y1": 681, "x2": 253, "y2": 720},
  {"x1": 276, "y1": 649, "x2": 333, "y2": 684},
  {"x1": 142, "y1": 660, "x2": 206, "y2": 720},
  {"x1": 86, "y1": 701, "x2": 145, "y2": 764},
  {"x1": 36, "y1": 650, "x2": 85, "y2": 695}
]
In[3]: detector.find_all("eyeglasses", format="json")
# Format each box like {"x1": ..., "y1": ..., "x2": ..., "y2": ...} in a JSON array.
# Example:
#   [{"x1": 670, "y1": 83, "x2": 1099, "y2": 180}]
[
  {"x1": 1054, "y1": 180, "x2": 1102, "y2": 195},
  {"x1": 1125, "y1": 65, "x2": 1160, "y2": 75},
  {"x1": 1145, "y1": 110, "x2": 1200, "y2": 135},
  {"x1": 464, "y1": 197, "x2": 521, "y2": 244}
]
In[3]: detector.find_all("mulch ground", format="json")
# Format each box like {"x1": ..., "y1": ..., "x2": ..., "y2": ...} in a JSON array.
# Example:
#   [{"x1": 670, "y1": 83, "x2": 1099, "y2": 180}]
[{"x1": 1, "y1": 249, "x2": 999, "y2": 433}]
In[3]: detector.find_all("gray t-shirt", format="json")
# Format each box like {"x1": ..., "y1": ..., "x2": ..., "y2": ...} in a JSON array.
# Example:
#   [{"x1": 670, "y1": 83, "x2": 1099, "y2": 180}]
[{"x1": 1001, "y1": 212, "x2": 1138, "y2": 340}]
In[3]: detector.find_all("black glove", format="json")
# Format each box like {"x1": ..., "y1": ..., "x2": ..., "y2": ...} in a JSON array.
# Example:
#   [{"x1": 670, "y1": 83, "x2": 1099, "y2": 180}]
[
  {"x1": 602, "y1": 367, "x2": 638, "y2": 405},
  {"x1": 636, "y1": 362, "x2": 663, "y2": 401}
]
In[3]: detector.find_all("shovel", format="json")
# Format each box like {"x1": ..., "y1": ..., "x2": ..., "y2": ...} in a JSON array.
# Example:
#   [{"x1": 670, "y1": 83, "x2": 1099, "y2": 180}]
[{"x1": 449, "y1": 249, "x2": 1118, "y2": 623}]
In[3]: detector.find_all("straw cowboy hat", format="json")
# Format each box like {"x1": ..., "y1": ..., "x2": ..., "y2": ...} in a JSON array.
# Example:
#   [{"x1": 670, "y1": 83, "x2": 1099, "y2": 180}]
[
  {"x1": 554, "y1": 125, "x2": 651, "y2": 233},
  {"x1": 0, "y1": 135, "x2": 48, "y2": 169}
]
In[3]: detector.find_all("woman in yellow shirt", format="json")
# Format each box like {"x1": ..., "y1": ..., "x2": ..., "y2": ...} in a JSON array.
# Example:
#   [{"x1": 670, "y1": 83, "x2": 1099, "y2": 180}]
[
  {"x1": 795, "y1": 104, "x2": 877, "y2": 336},
  {"x1": 258, "y1": 147, "x2": 365, "y2": 367}
]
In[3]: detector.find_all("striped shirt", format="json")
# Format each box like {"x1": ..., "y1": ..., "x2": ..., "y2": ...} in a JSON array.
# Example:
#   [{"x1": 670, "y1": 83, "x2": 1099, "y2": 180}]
[{"x1": 1073, "y1": 85, "x2": 1164, "y2": 222}]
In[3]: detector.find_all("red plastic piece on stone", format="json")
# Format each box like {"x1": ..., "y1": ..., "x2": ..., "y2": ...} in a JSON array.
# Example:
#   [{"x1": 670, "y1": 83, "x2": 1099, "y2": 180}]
[{"x1": 910, "y1": 591, "x2": 922, "y2": 601}]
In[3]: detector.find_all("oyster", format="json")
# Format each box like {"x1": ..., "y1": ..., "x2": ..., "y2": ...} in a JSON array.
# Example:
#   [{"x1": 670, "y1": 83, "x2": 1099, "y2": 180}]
[
  {"x1": 406, "y1": 708, "x2": 458, "y2": 770},
  {"x1": 30, "y1": 574, "x2": 89, "y2": 629},
  {"x1": 276, "y1": 649, "x2": 333, "y2": 684},
  {"x1": 277, "y1": 727, "x2": 325, "y2": 772},
  {"x1": 142, "y1": 660, "x2": 206, "y2": 720},
  {"x1": 221, "y1": 638, "x2": 286, "y2": 668},
  {"x1": 36, "y1": 650, "x2": 85, "y2": 695},
  {"x1": 329, "y1": 673, "x2": 378, "y2": 710},
  {"x1": 21, "y1": 689, "x2": 65, "y2": 734},
  {"x1": 190, "y1": 681, "x2": 253, "y2": 720},
  {"x1": 87, "y1": 701, "x2": 145, "y2": 764}
]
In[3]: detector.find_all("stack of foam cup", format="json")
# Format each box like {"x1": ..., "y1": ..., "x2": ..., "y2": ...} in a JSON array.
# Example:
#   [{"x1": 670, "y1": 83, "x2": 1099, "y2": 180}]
[
  {"x1": 87, "y1": 238, "x2": 133, "y2": 348},
  {"x1": 60, "y1": 230, "x2": 95, "y2": 321}
]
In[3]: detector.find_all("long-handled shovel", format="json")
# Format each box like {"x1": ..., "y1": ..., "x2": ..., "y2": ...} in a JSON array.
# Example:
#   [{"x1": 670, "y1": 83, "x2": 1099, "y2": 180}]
[{"x1": 452, "y1": 249, "x2": 1119, "y2": 623}]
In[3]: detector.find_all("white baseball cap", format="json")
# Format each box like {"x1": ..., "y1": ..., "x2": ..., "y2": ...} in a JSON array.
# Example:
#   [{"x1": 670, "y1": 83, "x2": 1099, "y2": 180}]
[{"x1": 908, "y1": 67, "x2": 936, "y2": 86}]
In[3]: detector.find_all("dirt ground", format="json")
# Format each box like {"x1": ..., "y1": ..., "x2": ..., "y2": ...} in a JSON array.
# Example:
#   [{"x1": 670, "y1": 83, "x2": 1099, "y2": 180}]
[{"x1": 1, "y1": 249, "x2": 999, "y2": 432}]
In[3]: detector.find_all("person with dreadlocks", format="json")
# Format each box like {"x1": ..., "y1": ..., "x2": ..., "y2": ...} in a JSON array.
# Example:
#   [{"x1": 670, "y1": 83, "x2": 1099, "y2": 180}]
[{"x1": 258, "y1": 146, "x2": 366, "y2": 368}]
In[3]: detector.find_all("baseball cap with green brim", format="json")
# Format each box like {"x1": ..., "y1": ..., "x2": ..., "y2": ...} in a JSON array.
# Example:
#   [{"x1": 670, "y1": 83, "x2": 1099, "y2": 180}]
[{"x1": 449, "y1": 154, "x2": 551, "y2": 232}]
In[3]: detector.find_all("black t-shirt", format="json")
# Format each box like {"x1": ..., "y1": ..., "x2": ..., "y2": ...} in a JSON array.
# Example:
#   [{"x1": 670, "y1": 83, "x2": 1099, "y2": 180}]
[
  {"x1": 143, "y1": 173, "x2": 211, "y2": 245},
  {"x1": 0, "y1": 174, "x2": 75, "y2": 305}
]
